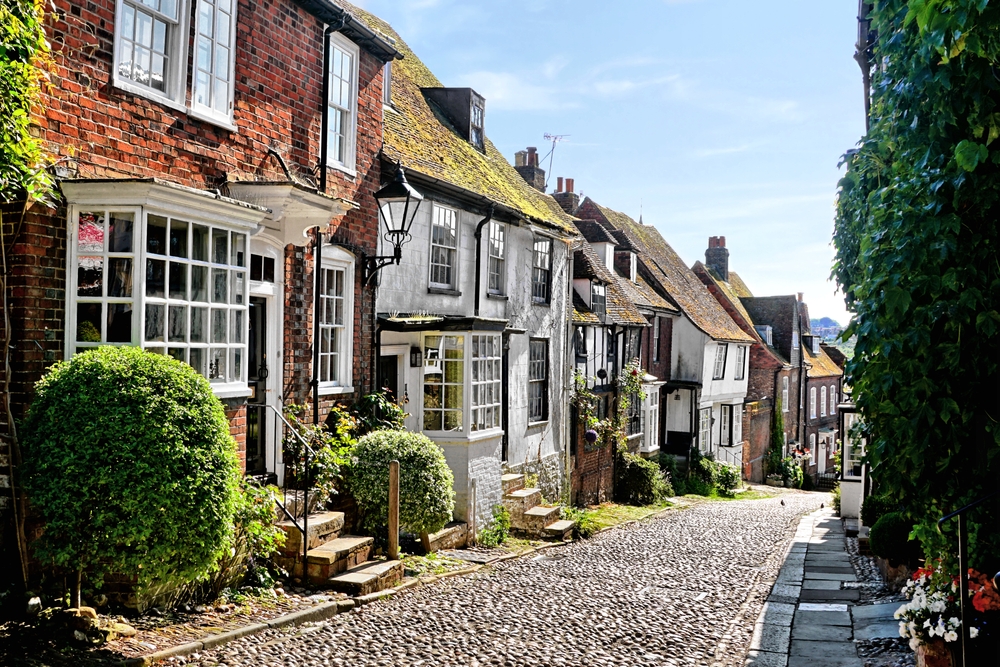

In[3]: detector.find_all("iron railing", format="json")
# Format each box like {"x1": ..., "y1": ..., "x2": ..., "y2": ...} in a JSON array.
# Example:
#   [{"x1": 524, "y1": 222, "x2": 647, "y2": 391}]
[{"x1": 938, "y1": 489, "x2": 1000, "y2": 667}]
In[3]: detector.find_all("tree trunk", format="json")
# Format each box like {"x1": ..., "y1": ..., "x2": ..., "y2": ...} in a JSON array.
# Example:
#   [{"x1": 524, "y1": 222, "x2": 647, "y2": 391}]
[{"x1": 73, "y1": 567, "x2": 82, "y2": 609}]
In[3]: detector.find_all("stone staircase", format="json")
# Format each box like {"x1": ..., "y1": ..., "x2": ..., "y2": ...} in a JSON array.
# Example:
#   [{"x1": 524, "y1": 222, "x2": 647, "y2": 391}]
[
  {"x1": 274, "y1": 511, "x2": 403, "y2": 595},
  {"x1": 500, "y1": 474, "x2": 574, "y2": 541}
]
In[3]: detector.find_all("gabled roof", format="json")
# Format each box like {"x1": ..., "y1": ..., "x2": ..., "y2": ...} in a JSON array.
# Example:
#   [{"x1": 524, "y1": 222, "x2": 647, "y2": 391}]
[
  {"x1": 579, "y1": 198, "x2": 752, "y2": 343},
  {"x1": 805, "y1": 345, "x2": 843, "y2": 378},
  {"x1": 571, "y1": 241, "x2": 648, "y2": 327},
  {"x1": 339, "y1": 2, "x2": 576, "y2": 234},
  {"x1": 692, "y1": 261, "x2": 758, "y2": 333},
  {"x1": 575, "y1": 219, "x2": 617, "y2": 245},
  {"x1": 727, "y1": 272, "x2": 754, "y2": 298},
  {"x1": 614, "y1": 272, "x2": 678, "y2": 314}
]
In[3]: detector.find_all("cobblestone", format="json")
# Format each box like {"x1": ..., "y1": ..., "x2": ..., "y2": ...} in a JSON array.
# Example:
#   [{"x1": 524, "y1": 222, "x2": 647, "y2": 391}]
[{"x1": 182, "y1": 492, "x2": 825, "y2": 667}]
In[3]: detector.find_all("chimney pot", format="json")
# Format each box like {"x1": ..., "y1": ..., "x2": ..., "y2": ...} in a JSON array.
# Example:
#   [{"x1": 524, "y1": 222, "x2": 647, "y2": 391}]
[
  {"x1": 527, "y1": 146, "x2": 537, "y2": 166},
  {"x1": 705, "y1": 235, "x2": 730, "y2": 281},
  {"x1": 556, "y1": 177, "x2": 564, "y2": 193},
  {"x1": 566, "y1": 178, "x2": 574, "y2": 194},
  {"x1": 720, "y1": 236, "x2": 726, "y2": 247},
  {"x1": 798, "y1": 292, "x2": 804, "y2": 302}
]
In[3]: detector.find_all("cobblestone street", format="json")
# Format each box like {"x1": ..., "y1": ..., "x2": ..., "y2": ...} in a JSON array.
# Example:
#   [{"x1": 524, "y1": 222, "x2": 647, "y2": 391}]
[{"x1": 184, "y1": 492, "x2": 827, "y2": 667}]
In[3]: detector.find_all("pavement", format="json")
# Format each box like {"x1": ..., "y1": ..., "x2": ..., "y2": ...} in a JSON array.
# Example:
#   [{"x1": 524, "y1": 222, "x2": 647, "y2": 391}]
[
  {"x1": 183, "y1": 492, "x2": 825, "y2": 667},
  {"x1": 745, "y1": 508, "x2": 900, "y2": 667}
]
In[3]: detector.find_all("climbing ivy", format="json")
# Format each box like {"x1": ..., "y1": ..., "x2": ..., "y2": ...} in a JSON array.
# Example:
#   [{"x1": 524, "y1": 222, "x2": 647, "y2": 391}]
[
  {"x1": 833, "y1": 0, "x2": 1000, "y2": 571},
  {"x1": 0, "y1": 0, "x2": 53, "y2": 201}
]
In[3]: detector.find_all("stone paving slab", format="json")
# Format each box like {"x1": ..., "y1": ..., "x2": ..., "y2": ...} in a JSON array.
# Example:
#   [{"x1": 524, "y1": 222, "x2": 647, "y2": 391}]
[
  {"x1": 793, "y1": 609, "x2": 852, "y2": 628},
  {"x1": 851, "y1": 602, "x2": 899, "y2": 621},
  {"x1": 751, "y1": 622, "x2": 791, "y2": 653},
  {"x1": 746, "y1": 650, "x2": 788, "y2": 667},
  {"x1": 854, "y1": 621, "x2": 900, "y2": 640},
  {"x1": 803, "y1": 565, "x2": 856, "y2": 574},
  {"x1": 788, "y1": 655, "x2": 863, "y2": 667},
  {"x1": 789, "y1": 639, "x2": 860, "y2": 658},
  {"x1": 802, "y1": 579, "x2": 842, "y2": 590},
  {"x1": 800, "y1": 589, "x2": 860, "y2": 602},
  {"x1": 804, "y1": 572, "x2": 856, "y2": 581},
  {"x1": 791, "y1": 623, "x2": 853, "y2": 641}
]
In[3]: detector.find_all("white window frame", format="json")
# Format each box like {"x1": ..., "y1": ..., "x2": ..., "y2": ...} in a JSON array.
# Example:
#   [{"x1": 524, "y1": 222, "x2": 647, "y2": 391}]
[
  {"x1": 782, "y1": 376, "x2": 789, "y2": 412},
  {"x1": 590, "y1": 282, "x2": 606, "y2": 316},
  {"x1": 830, "y1": 385, "x2": 837, "y2": 414},
  {"x1": 487, "y1": 221, "x2": 505, "y2": 295},
  {"x1": 325, "y1": 32, "x2": 360, "y2": 173},
  {"x1": 471, "y1": 334, "x2": 502, "y2": 431},
  {"x1": 429, "y1": 204, "x2": 459, "y2": 290},
  {"x1": 317, "y1": 245, "x2": 355, "y2": 395},
  {"x1": 732, "y1": 404, "x2": 742, "y2": 444},
  {"x1": 421, "y1": 332, "x2": 504, "y2": 438},
  {"x1": 652, "y1": 316, "x2": 660, "y2": 362},
  {"x1": 382, "y1": 61, "x2": 392, "y2": 106},
  {"x1": 810, "y1": 386, "x2": 817, "y2": 419},
  {"x1": 112, "y1": 0, "x2": 191, "y2": 111},
  {"x1": 532, "y1": 237, "x2": 552, "y2": 303},
  {"x1": 734, "y1": 345, "x2": 746, "y2": 381},
  {"x1": 713, "y1": 343, "x2": 728, "y2": 380},
  {"x1": 698, "y1": 407, "x2": 711, "y2": 450},
  {"x1": 528, "y1": 338, "x2": 548, "y2": 423},
  {"x1": 720, "y1": 404, "x2": 731, "y2": 447},
  {"x1": 642, "y1": 388, "x2": 659, "y2": 454},
  {"x1": 189, "y1": 0, "x2": 238, "y2": 128},
  {"x1": 820, "y1": 385, "x2": 827, "y2": 417}
]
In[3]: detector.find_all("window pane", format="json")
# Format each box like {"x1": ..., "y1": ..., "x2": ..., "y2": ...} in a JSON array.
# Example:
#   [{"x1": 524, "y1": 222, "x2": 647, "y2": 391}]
[
  {"x1": 190, "y1": 306, "x2": 207, "y2": 342},
  {"x1": 107, "y1": 258, "x2": 133, "y2": 298},
  {"x1": 231, "y1": 309, "x2": 243, "y2": 344},
  {"x1": 212, "y1": 308, "x2": 227, "y2": 343},
  {"x1": 209, "y1": 347, "x2": 226, "y2": 380},
  {"x1": 104, "y1": 304, "x2": 130, "y2": 343},
  {"x1": 78, "y1": 256, "x2": 103, "y2": 297},
  {"x1": 192, "y1": 224, "x2": 209, "y2": 261},
  {"x1": 146, "y1": 258, "x2": 165, "y2": 297},
  {"x1": 169, "y1": 219, "x2": 188, "y2": 257},
  {"x1": 191, "y1": 265, "x2": 208, "y2": 302},
  {"x1": 145, "y1": 303, "x2": 165, "y2": 341},
  {"x1": 78, "y1": 212, "x2": 105, "y2": 253},
  {"x1": 168, "y1": 305, "x2": 186, "y2": 342},
  {"x1": 424, "y1": 409, "x2": 442, "y2": 431},
  {"x1": 250, "y1": 254, "x2": 262, "y2": 281},
  {"x1": 212, "y1": 229, "x2": 228, "y2": 264},
  {"x1": 231, "y1": 271, "x2": 244, "y2": 305},
  {"x1": 147, "y1": 214, "x2": 168, "y2": 255},
  {"x1": 109, "y1": 213, "x2": 135, "y2": 253},
  {"x1": 189, "y1": 347, "x2": 206, "y2": 374},
  {"x1": 168, "y1": 347, "x2": 185, "y2": 362},
  {"x1": 212, "y1": 268, "x2": 227, "y2": 302},
  {"x1": 168, "y1": 261, "x2": 187, "y2": 299},
  {"x1": 76, "y1": 303, "x2": 103, "y2": 342},
  {"x1": 264, "y1": 256, "x2": 275, "y2": 282},
  {"x1": 231, "y1": 347, "x2": 242, "y2": 382},
  {"x1": 231, "y1": 233, "x2": 245, "y2": 267}
]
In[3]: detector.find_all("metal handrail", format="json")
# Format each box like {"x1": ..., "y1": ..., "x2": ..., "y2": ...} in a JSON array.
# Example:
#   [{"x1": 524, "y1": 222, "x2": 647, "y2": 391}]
[{"x1": 938, "y1": 489, "x2": 1000, "y2": 667}]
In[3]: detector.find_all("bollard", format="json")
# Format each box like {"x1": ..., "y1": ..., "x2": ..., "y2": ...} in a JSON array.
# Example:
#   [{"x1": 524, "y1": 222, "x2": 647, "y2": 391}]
[{"x1": 388, "y1": 459, "x2": 399, "y2": 560}]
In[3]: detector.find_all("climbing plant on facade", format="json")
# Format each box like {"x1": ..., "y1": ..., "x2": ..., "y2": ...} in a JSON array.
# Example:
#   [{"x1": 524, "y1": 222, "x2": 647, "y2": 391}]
[{"x1": 834, "y1": 0, "x2": 1000, "y2": 571}]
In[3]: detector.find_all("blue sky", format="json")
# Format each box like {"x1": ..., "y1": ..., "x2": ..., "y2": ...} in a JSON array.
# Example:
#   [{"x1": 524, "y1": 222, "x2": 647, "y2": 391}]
[{"x1": 356, "y1": 0, "x2": 865, "y2": 325}]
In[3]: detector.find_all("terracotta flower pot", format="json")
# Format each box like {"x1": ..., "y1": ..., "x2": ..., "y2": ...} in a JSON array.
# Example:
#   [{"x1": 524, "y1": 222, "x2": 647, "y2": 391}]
[{"x1": 916, "y1": 639, "x2": 954, "y2": 667}]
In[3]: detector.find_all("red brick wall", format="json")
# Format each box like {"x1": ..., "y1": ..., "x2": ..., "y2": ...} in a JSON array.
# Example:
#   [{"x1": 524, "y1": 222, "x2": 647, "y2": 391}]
[
  {"x1": 569, "y1": 402, "x2": 615, "y2": 506},
  {"x1": 641, "y1": 313, "x2": 671, "y2": 381}
]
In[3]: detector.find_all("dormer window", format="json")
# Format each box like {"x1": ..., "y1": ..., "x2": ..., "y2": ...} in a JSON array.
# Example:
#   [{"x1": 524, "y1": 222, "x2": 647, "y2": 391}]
[
  {"x1": 591, "y1": 282, "x2": 606, "y2": 317},
  {"x1": 470, "y1": 95, "x2": 485, "y2": 151}
]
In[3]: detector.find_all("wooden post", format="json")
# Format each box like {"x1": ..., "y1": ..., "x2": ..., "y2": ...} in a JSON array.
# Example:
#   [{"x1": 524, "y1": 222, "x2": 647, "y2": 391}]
[
  {"x1": 388, "y1": 459, "x2": 399, "y2": 560},
  {"x1": 468, "y1": 478, "x2": 477, "y2": 547}
]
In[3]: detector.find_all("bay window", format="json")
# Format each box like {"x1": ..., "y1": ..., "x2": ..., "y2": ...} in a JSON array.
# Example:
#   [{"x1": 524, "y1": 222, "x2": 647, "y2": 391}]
[
  {"x1": 471, "y1": 334, "x2": 502, "y2": 431},
  {"x1": 422, "y1": 332, "x2": 504, "y2": 436},
  {"x1": 423, "y1": 334, "x2": 465, "y2": 432}
]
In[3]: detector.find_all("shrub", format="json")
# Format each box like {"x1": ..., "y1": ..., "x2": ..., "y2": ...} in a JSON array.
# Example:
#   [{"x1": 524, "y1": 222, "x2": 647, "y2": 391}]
[
  {"x1": 692, "y1": 451, "x2": 718, "y2": 486},
  {"x1": 801, "y1": 472, "x2": 815, "y2": 491},
  {"x1": 861, "y1": 493, "x2": 895, "y2": 528},
  {"x1": 869, "y1": 511, "x2": 919, "y2": 565},
  {"x1": 658, "y1": 453, "x2": 685, "y2": 496},
  {"x1": 781, "y1": 457, "x2": 803, "y2": 489},
  {"x1": 561, "y1": 506, "x2": 599, "y2": 539},
  {"x1": 477, "y1": 505, "x2": 511, "y2": 548},
  {"x1": 352, "y1": 390, "x2": 407, "y2": 437},
  {"x1": 715, "y1": 462, "x2": 740, "y2": 494},
  {"x1": 283, "y1": 404, "x2": 356, "y2": 502},
  {"x1": 21, "y1": 346, "x2": 241, "y2": 606},
  {"x1": 349, "y1": 430, "x2": 455, "y2": 535},
  {"x1": 615, "y1": 452, "x2": 673, "y2": 505},
  {"x1": 685, "y1": 476, "x2": 714, "y2": 497},
  {"x1": 832, "y1": 483, "x2": 842, "y2": 515}
]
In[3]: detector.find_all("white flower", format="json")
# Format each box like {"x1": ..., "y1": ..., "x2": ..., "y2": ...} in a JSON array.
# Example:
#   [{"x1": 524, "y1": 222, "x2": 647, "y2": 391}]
[
  {"x1": 945, "y1": 631, "x2": 958, "y2": 643},
  {"x1": 924, "y1": 619, "x2": 932, "y2": 629},
  {"x1": 970, "y1": 627, "x2": 979, "y2": 639},
  {"x1": 931, "y1": 600, "x2": 946, "y2": 613},
  {"x1": 909, "y1": 637, "x2": 921, "y2": 651},
  {"x1": 899, "y1": 622, "x2": 908, "y2": 638},
  {"x1": 949, "y1": 617, "x2": 960, "y2": 628}
]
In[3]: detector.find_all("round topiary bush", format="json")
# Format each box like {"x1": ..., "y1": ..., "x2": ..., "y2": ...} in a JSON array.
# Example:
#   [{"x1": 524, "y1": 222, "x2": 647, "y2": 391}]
[
  {"x1": 869, "y1": 511, "x2": 918, "y2": 565},
  {"x1": 714, "y1": 462, "x2": 740, "y2": 494},
  {"x1": 349, "y1": 430, "x2": 455, "y2": 535},
  {"x1": 21, "y1": 346, "x2": 241, "y2": 604}
]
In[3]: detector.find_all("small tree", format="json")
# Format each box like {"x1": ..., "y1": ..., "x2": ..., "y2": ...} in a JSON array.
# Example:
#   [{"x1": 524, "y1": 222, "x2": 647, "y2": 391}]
[
  {"x1": 349, "y1": 430, "x2": 454, "y2": 536},
  {"x1": 21, "y1": 346, "x2": 241, "y2": 607},
  {"x1": 765, "y1": 395, "x2": 785, "y2": 477}
]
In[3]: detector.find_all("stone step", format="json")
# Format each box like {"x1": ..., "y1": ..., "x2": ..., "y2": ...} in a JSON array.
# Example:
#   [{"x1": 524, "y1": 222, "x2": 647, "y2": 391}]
[
  {"x1": 519, "y1": 505, "x2": 562, "y2": 532},
  {"x1": 276, "y1": 512, "x2": 345, "y2": 555},
  {"x1": 501, "y1": 473, "x2": 525, "y2": 494},
  {"x1": 421, "y1": 521, "x2": 469, "y2": 553},
  {"x1": 502, "y1": 488, "x2": 543, "y2": 525},
  {"x1": 304, "y1": 536, "x2": 374, "y2": 584},
  {"x1": 326, "y1": 559, "x2": 404, "y2": 596},
  {"x1": 543, "y1": 519, "x2": 575, "y2": 541}
]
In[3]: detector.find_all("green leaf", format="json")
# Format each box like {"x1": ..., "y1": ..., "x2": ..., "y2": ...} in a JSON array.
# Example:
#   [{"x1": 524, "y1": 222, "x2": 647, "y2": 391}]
[{"x1": 955, "y1": 140, "x2": 987, "y2": 171}]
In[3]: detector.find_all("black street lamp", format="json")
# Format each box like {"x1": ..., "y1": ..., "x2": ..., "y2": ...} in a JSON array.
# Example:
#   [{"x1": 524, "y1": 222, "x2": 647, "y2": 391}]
[{"x1": 367, "y1": 162, "x2": 423, "y2": 283}]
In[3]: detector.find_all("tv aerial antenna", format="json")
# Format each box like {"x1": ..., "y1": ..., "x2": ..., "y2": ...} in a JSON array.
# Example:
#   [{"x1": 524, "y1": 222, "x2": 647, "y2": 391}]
[{"x1": 541, "y1": 133, "x2": 569, "y2": 190}]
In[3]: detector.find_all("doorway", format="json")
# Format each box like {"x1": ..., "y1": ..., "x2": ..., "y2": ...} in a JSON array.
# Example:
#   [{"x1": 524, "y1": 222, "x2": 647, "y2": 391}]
[{"x1": 247, "y1": 296, "x2": 269, "y2": 478}]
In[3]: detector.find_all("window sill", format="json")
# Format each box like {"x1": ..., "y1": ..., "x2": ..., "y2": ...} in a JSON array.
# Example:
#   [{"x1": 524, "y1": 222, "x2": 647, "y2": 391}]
[
  {"x1": 325, "y1": 162, "x2": 358, "y2": 179},
  {"x1": 428, "y1": 287, "x2": 462, "y2": 296},
  {"x1": 212, "y1": 383, "x2": 252, "y2": 399},
  {"x1": 319, "y1": 385, "x2": 355, "y2": 396},
  {"x1": 187, "y1": 106, "x2": 238, "y2": 133},
  {"x1": 531, "y1": 299, "x2": 551, "y2": 307},
  {"x1": 527, "y1": 419, "x2": 549, "y2": 428},
  {"x1": 113, "y1": 78, "x2": 187, "y2": 114},
  {"x1": 486, "y1": 293, "x2": 508, "y2": 301},
  {"x1": 425, "y1": 428, "x2": 503, "y2": 444}
]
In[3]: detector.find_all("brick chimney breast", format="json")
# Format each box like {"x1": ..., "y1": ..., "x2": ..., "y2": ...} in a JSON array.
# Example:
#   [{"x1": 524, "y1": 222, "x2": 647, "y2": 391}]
[
  {"x1": 705, "y1": 235, "x2": 730, "y2": 281},
  {"x1": 552, "y1": 176, "x2": 580, "y2": 214},
  {"x1": 513, "y1": 146, "x2": 546, "y2": 192}
]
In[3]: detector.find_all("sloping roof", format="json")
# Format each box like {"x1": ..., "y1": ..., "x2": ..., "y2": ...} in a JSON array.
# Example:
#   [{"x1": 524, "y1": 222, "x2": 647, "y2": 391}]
[
  {"x1": 805, "y1": 345, "x2": 843, "y2": 378},
  {"x1": 727, "y1": 272, "x2": 754, "y2": 298},
  {"x1": 575, "y1": 219, "x2": 617, "y2": 244},
  {"x1": 339, "y1": 2, "x2": 575, "y2": 234},
  {"x1": 572, "y1": 243, "x2": 648, "y2": 327},
  {"x1": 582, "y1": 198, "x2": 752, "y2": 343},
  {"x1": 615, "y1": 273, "x2": 677, "y2": 314},
  {"x1": 693, "y1": 261, "x2": 758, "y2": 334},
  {"x1": 572, "y1": 292, "x2": 601, "y2": 324}
]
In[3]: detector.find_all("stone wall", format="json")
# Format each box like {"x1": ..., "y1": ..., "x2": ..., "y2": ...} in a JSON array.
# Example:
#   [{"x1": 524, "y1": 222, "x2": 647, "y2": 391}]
[{"x1": 505, "y1": 451, "x2": 563, "y2": 504}]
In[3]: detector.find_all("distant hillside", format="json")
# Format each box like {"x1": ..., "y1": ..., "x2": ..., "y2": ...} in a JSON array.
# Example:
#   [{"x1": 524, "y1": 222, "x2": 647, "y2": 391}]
[{"x1": 811, "y1": 317, "x2": 840, "y2": 330}]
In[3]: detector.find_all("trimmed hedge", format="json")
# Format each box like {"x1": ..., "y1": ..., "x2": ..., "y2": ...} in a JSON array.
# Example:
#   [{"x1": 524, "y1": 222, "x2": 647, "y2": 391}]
[
  {"x1": 21, "y1": 346, "x2": 241, "y2": 597},
  {"x1": 615, "y1": 452, "x2": 673, "y2": 505},
  {"x1": 349, "y1": 430, "x2": 455, "y2": 535},
  {"x1": 869, "y1": 511, "x2": 919, "y2": 564},
  {"x1": 861, "y1": 493, "x2": 895, "y2": 528}
]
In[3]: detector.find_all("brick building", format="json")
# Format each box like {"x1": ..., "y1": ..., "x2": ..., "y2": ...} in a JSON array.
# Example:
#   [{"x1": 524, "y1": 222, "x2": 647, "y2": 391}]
[
  {"x1": 802, "y1": 334, "x2": 844, "y2": 477},
  {"x1": 1, "y1": 0, "x2": 400, "y2": 571}
]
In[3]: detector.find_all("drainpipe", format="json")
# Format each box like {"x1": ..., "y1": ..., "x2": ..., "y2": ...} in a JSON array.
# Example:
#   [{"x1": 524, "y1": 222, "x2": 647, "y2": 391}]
[
  {"x1": 564, "y1": 248, "x2": 574, "y2": 505},
  {"x1": 501, "y1": 332, "x2": 510, "y2": 462},
  {"x1": 312, "y1": 227, "x2": 323, "y2": 426},
  {"x1": 319, "y1": 16, "x2": 347, "y2": 193},
  {"x1": 472, "y1": 205, "x2": 495, "y2": 317}
]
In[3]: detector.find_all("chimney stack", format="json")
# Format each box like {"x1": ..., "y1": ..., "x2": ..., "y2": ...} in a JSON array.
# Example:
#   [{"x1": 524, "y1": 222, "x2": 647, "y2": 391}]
[
  {"x1": 552, "y1": 176, "x2": 580, "y2": 214},
  {"x1": 705, "y1": 235, "x2": 729, "y2": 281},
  {"x1": 513, "y1": 146, "x2": 546, "y2": 192}
]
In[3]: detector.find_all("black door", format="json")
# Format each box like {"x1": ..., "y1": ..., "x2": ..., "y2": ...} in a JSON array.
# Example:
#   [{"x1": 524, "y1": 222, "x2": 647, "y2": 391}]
[
  {"x1": 246, "y1": 297, "x2": 268, "y2": 477},
  {"x1": 378, "y1": 355, "x2": 399, "y2": 401}
]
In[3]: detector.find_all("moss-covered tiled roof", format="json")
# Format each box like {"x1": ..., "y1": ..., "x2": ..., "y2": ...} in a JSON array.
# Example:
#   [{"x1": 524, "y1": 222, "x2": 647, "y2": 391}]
[
  {"x1": 572, "y1": 243, "x2": 648, "y2": 327},
  {"x1": 727, "y1": 271, "x2": 754, "y2": 299},
  {"x1": 339, "y1": 2, "x2": 575, "y2": 234},
  {"x1": 805, "y1": 345, "x2": 843, "y2": 378},
  {"x1": 582, "y1": 198, "x2": 753, "y2": 343},
  {"x1": 693, "y1": 261, "x2": 758, "y2": 333}
]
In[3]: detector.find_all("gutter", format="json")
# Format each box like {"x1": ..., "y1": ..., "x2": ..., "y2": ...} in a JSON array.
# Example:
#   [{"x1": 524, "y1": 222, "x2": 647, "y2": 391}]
[{"x1": 472, "y1": 205, "x2": 495, "y2": 317}]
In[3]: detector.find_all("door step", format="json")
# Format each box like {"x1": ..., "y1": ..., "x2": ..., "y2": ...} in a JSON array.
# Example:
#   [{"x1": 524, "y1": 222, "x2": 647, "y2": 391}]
[
  {"x1": 326, "y1": 560, "x2": 404, "y2": 596},
  {"x1": 303, "y1": 535, "x2": 374, "y2": 583},
  {"x1": 543, "y1": 519, "x2": 575, "y2": 541}
]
